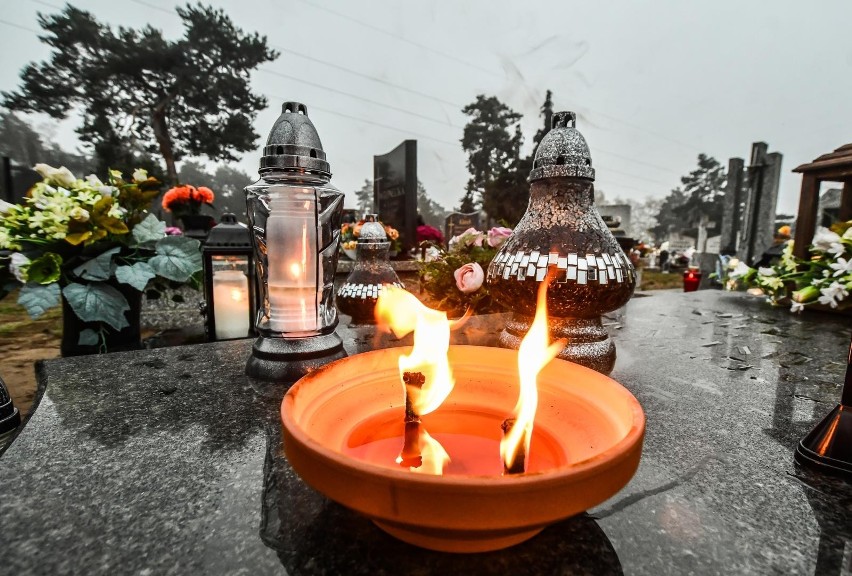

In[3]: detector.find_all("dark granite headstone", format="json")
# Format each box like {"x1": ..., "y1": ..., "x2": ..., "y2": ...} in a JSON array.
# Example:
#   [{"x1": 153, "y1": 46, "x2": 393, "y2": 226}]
[
  {"x1": 444, "y1": 211, "x2": 481, "y2": 246},
  {"x1": 738, "y1": 143, "x2": 782, "y2": 265},
  {"x1": 373, "y1": 140, "x2": 417, "y2": 253},
  {"x1": 719, "y1": 157, "x2": 745, "y2": 255}
]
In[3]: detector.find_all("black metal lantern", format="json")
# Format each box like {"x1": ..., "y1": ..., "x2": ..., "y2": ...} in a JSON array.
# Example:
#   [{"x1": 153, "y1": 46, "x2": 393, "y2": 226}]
[{"x1": 202, "y1": 213, "x2": 256, "y2": 341}]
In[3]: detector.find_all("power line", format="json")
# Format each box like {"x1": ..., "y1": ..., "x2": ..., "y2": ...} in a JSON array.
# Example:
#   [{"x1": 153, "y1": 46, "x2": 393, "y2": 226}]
[
  {"x1": 298, "y1": 0, "x2": 503, "y2": 79},
  {"x1": 125, "y1": 0, "x2": 176, "y2": 15},
  {"x1": 0, "y1": 18, "x2": 40, "y2": 34},
  {"x1": 273, "y1": 45, "x2": 464, "y2": 109},
  {"x1": 258, "y1": 68, "x2": 464, "y2": 130},
  {"x1": 262, "y1": 92, "x2": 459, "y2": 148}
]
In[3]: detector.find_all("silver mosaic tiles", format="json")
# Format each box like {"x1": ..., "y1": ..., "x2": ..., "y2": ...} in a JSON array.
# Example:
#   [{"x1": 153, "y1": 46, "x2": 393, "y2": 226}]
[
  {"x1": 337, "y1": 282, "x2": 403, "y2": 300},
  {"x1": 487, "y1": 249, "x2": 635, "y2": 286}
]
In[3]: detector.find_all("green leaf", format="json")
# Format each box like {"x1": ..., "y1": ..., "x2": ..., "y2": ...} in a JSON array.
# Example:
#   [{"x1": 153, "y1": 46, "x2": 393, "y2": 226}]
[
  {"x1": 77, "y1": 329, "x2": 99, "y2": 346},
  {"x1": 148, "y1": 236, "x2": 202, "y2": 282},
  {"x1": 72, "y1": 247, "x2": 121, "y2": 281},
  {"x1": 132, "y1": 214, "x2": 166, "y2": 245},
  {"x1": 62, "y1": 282, "x2": 130, "y2": 331},
  {"x1": 115, "y1": 262, "x2": 156, "y2": 291},
  {"x1": 26, "y1": 253, "x2": 63, "y2": 284},
  {"x1": 17, "y1": 282, "x2": 60, "y2": 319}
]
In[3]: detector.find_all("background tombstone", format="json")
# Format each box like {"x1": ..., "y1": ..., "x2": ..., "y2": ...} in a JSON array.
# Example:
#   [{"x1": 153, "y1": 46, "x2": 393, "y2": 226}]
[
  {"x1": 444, "y1": 211, "x2": 481, "y2": 246},
  {"x1": 373, "y1": 140, "x2": 417, "y2": 254},
  {"x1": 737, "y1": 142, "x2": 782, "y2": 265},
  {"x1": 1, "y1": 157, "x2": 39, "y2": 204},
  {"x1": 719, "y1": 157, "x2": 746, "y2": 255}
]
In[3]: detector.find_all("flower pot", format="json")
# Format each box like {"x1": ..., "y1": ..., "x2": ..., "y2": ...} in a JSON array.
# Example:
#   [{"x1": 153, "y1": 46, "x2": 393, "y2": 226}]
[
  {"x1": 343, "y1": 248, "x2": 357, "y2": 261},
  {"x1": 179, "y1": 214, "x2": 215, "y2": 241},
  {"x1": 60, "y1": 282, "x2": 143, "y2": 356}
]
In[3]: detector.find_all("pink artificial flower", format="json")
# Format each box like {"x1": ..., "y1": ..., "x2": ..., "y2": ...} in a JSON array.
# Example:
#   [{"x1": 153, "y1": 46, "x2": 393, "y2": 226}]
[
  {"x1": 164, "y1": 226, "x2": 183, "y2": 236},
  {"x1": 454, "y1": 262, "x2": 485, "y2": 294},
  {"x1": 487, "y1": 226, "x2": 513, "y2": 248}
]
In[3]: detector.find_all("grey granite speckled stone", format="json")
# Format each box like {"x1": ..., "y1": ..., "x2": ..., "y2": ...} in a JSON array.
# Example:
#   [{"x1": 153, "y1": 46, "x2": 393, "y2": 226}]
[{"x1": 0, "y1": 292, "x2": 850, "y2": 575}]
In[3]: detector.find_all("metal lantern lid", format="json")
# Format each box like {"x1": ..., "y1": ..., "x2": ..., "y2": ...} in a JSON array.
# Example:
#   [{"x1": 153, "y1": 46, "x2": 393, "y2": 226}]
[
  {"x1": 203, "y1": 213, "x2": 251, "y2": 251},
  {"x1": 529, "y1": 111, "x2": 595, "y2": 182},
  {"x1": 259, "y1": 102, "x2": 331, "y2": 176}
]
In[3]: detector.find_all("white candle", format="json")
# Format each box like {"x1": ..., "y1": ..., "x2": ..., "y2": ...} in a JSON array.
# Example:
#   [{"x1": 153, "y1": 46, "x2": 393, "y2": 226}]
[
  {"x1": 213, "y1": 269, "x2": 250, "y2": 339},
  {"x1": 266, "y1": 189, "x2": 321, "y2": 334}
]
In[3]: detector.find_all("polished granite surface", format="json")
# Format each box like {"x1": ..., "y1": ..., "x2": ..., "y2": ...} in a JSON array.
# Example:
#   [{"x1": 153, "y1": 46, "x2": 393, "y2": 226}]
[{"x1": 1, "y1": 291, "x2": 850, "y2": 575}]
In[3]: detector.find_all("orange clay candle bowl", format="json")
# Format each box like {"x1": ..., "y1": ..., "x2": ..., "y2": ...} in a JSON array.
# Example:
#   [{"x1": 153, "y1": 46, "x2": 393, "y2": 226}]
[{"x1": 280, "y1": 285, "x2": 644, "y2": 553}]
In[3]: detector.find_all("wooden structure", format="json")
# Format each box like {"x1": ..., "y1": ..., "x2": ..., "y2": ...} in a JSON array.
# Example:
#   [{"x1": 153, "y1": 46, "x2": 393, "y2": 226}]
[{"x1": 792, "y1": 144, "x2": 852, "y2": 259}]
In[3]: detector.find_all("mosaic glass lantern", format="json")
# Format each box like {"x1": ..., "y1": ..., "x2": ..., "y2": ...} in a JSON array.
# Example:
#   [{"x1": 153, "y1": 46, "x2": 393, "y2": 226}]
[
  {"x1": 244, "y1": 101, "x2": 346, "y2": 382},
  {"x1": 337, "y1": 216, "x2": 404, "y2": 324},
  {"x1": 486, "y1": 111, "x2": 636, "y2": 375}
]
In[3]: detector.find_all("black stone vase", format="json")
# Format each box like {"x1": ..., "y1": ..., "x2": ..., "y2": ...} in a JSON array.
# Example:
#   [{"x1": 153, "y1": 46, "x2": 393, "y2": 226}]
[{"x1": 60, "y1": 280, "x2": 143, "y2": 356}]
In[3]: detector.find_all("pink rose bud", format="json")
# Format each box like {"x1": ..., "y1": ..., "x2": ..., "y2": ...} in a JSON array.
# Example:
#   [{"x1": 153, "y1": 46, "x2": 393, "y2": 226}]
[
  {"x1": 454, "y1": 262, "x2": 485, "y2": 294},
  {"x1": 487, "y1": 226, "x2": 513, "y2": 248}
]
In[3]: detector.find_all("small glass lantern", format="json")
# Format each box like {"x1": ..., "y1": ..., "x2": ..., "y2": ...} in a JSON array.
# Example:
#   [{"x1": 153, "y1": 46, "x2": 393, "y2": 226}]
[
  {"x1": 202, "y1": 213, "x2": 255, "y2": 341},
  {"x1": 337, "y1": 216, "x2": 404, "y2": 324},
  {"x1": 245, "y1": 101, "x2": 346, "y2": 381}
]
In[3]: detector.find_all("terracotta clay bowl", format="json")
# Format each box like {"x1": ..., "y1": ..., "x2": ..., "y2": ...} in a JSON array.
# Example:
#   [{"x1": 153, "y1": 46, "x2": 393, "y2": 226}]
[{"x1": 281, "y1": 345, "x2": 645, "y2": 553}]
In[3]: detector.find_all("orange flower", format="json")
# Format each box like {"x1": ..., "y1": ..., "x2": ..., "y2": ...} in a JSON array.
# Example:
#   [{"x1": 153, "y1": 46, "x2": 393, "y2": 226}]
[{"x1": 162, "y1": 184, "x2": 215, "y2": 211}]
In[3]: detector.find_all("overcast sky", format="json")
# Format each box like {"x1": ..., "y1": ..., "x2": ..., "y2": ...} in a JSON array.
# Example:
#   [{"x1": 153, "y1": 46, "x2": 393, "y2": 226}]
[{"x1": 1, "y1": 0, "x2": 851, "y2": 216}]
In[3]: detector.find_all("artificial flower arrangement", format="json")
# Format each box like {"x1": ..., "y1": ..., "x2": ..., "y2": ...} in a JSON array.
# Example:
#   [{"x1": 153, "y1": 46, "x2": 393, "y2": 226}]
[
  {"x1": 417, "y1": 226, "x2": 512, "y2": 315},
  {"x1": 340, "y1": 220, "x2": 402, "y2": 255},
  {"x1": 162, "y1": 183, "x2": 215, "y2": 217},
  {"x1": 728, "y1": 221, "x2": 852, "y2": 312},
  {"x1": 0, "y1": 164, "x2": 203, "y2": 351}
]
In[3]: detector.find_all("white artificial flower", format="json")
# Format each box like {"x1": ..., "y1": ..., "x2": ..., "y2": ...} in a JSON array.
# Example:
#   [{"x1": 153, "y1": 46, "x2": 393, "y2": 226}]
[
  {"x1": 812, "y1": 227, "x2": 844, "y2": 256},
  {"x1": 132, "y1": 168, "x2": 148, "y2": 182},
  {"x1": 844, "y1": 227, "x2": 852, "y2": 240},
  {"x1": 817, "y1": 281, "x2": 849, "y2": 308},
  {"x1": 728, "y1": 261, "x2": 752, "y2": 279},
  {"x1": 790, "y1": 301, "x2": 804, "y2": 313},
  {"x1": 10, "y1": 253, "x2": 30, "y2": 282},
  {"x1": 33, "y1": 163, "x2": 55, "y2": 179},
  {"x1": 98, "y1": 186, "x2": 116, "y2": 197},
  {"x1": 85, "y1": 174, "x2": 104, "y2": 187},
  {"x1": 757, "y1": 267, "x2": 776, "y2": 277},
  {"x1": 761, "y1": 276, "x2": 784, "y2": 290},
  {"x1": 69, "y1": 207, "x2": 90, "y2": 222},
  {"x1": 0, "y1": 199, "x2": 12, "y2": 214},
  {"x1": 53, "y1": 166, "x2": 77, "y2": 188},
  {"x1": 830, "y1": 257, "x2": 852, "y2": 277}
]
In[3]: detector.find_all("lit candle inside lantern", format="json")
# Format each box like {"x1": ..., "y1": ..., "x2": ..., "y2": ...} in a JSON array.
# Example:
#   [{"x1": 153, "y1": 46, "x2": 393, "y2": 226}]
[
  {"x1": 212, "y1": 269, "x2": 250, "y2": 339},
  {"x1": 266, "y1": 190, "x2": 321, "y2": 334}
]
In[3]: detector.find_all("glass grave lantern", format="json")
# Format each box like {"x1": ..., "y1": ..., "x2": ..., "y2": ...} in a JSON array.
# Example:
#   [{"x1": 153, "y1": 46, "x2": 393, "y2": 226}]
[
  {"x1": 245, "y1": 101, "x2": 346, "y2": 381},
  {"x1": 486, "y1": 111, "x2": 636, "y2": 375},
  {"x1": 201, "y1": 213, "x2": 255, "y2": 341},
  {"x1": 336, "y1": 216, "x2": 404, "y2": 324}
]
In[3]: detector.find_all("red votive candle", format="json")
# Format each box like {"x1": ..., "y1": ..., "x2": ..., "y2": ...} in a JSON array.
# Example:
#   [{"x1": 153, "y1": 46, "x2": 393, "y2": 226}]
[{"x1": 683, "y1": 267, "x2": 701, "y2": 292}]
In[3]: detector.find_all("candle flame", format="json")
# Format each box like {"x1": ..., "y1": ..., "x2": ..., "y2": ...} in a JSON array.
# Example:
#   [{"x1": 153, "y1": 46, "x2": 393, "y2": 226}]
[
  {"x1": 230, "y1": 288, "x2": 243, "y2": 302},
  {"x1": 409, "y1": 429, "x2": 450, "y2": 475},
  {"x1": 501, "y1": 269, "x2": 566, "y2": 473},
  {"x1": 375, "y1": 286, "x2": 454, "y2": 416}
]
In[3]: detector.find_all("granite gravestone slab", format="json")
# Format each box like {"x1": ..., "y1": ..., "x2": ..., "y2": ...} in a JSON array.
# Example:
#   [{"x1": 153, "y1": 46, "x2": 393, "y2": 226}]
[
  {"x1": 444, "y1": 211, "x2": 481, "y2": 246},
  {"x1": 374, "y1": 140, "x2": 417, "y2": 253}
]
